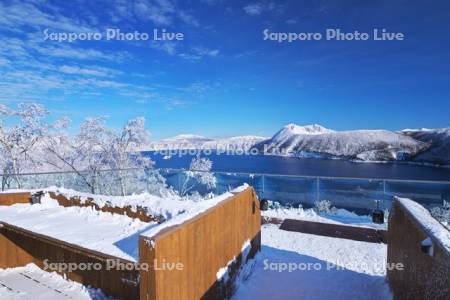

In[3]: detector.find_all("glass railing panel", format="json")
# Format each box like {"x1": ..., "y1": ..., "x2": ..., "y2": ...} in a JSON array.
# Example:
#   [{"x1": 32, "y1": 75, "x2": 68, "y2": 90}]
[
  {"x1": 260, "y1": 175, "x2": 316, "y2": 207},
  {"x1": 318, "y1": 178, "x2": 387, "y2": 213},
  {"x1": 215, "y1": 172, "x2": 263, "y2": 195},
  {"x1": 384, "y1": 180, "x2": 450, "y2": 206}
]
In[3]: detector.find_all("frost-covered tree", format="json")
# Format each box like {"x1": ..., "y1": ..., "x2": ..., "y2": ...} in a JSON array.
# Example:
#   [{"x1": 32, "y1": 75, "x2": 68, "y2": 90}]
[
  {"x1": 180, "y1": 156, "x2": 217, "y2": 196},
  {"x1": 0, "y1": 103, "x2": 48, "y2": 188},
  {"x1": 44, "y1": 117, "x2": 112, "y2": 193},
  {"x1": 0, "y1": 103, "x2": 167, "y2": 196},
  {"x1": 106, "y1": 117, "x2": 154, "y2": 195},
  {"x1": 44, "y1": 116, "x2": 158, "y2": 195}
]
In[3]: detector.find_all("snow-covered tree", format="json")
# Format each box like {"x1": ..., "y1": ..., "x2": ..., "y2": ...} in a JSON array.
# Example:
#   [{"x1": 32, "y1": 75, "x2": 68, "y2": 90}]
[
  {"x1": 0, "y1": 103, "x2": 48, "y2": 188},
  {"x1": 180, "y1": 156, "x2": 217, "y2": 196},
  {"x1": 44, "y1": 116, "x2": 158, "y2": 195},
  {"x1": 106, "y1": 117, "x2": 154, "y2": 195},
  {"x1": 43, "y1": 117, "x2": 111, "y2": 193}
]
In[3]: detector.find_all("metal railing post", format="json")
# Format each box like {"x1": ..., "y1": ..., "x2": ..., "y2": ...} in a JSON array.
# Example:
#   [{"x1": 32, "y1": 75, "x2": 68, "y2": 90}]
[
  {"x1": 316, "y1": 177, "x2": 320, "y2": 203},
  {"x1": 262, "y1": 174, "x2": 265, "y2": 195}
]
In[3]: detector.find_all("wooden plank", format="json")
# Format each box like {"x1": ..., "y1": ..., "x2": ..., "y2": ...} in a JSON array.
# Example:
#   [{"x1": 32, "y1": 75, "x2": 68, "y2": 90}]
[{"x1": 279, "y1": 219, "x2": 388, "y2": 244}]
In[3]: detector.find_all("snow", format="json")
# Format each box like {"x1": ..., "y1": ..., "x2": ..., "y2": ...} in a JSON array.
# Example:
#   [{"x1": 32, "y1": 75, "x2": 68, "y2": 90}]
[
  {"x1": 402, "y1": 127, "x2": 450, "y2": 165},
  {"x1": 217, "y1": 239, "x2": 251, "y2": 281},
  {"x1": 141, "y1": 188, "x2": 240, "y2": 239},
  {"x1": 144, "y1": 135, "x2": 267, "y2": 151},
  {"x1": 256, "y1": 124, "x2": 426, "y2": 162},
  {"x1": 273, "y1": 124, "x2": 334, "y2": 140},
  {"x1": 0, "y1": 263, "x2": 111, "y2": 300},
  {"x1": 0, "y1": 186, "x2": 249, "y2": 261},
  {"x1": 262, "y1": 205, "x2": 387, "y2": 230},
  {"x1": 232, "y1": 224, "x2": 392, "y2": 300},
  {"x1": 0, "y1": 194, "x2": 156, "y2": 261},
  {"x1": 43, "y1": 186, "x2": 193, "y2": 220},
  {"x1": 231, "y1": 183, "x2": 250, "y2": 193},
  {"x1": 1, "y1": 186, "x2": 225, "y2": 221},
  {"x1": 396, "y1": 197, "x2": 450, "y2": 254}
]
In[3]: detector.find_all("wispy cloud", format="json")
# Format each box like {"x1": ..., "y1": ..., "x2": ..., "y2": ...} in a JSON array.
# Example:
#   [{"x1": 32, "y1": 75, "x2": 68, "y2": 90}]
[
  {"x1": 0, "y1": 0, "x2": 95, "y2": 33},
  {"x1": 0, "y1": 0, "x2": 215, "y2": 110},
  {"x1": 35, "y1": 43, "x2": 130, "y2": 61},
  {"x1": 286, "y1": 18, "x2": 297, "y2": 24},
  {"x1": 58, "y1": 65, "x2": 121, "y2": 77},
  {"x1": 151, "y1": 41, "x2": 220, "y2": 61},
  {"x1": 109, "y1": 0, "x2": 199, "y2": 27},
  {"x1": 243, "y1": 3, "x2": 265, "y2": 15},
  {"x1": 243, "y1": 2, "x2": 284, "y2": 16}
]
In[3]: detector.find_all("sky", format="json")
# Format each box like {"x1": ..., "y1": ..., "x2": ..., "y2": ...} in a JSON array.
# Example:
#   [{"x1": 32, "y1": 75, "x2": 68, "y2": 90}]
[{"x1": 0, "y1": 0, "x2": 449, "y2": 140}]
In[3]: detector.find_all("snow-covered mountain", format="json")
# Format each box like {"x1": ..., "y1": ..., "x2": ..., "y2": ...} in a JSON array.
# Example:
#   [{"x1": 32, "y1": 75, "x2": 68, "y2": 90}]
[
  {"x1": 401, "y1": 128, "x2": 450, "y2": 165},
  {"x1": 145, "y1": 134, "x2": 267, "y2": 151},
  {"x1": 253, "y1": 124, "x2": 429, "y2": 162},
  {"x1": 142, "y1": 124, "x2": 450, "y2": 165}
]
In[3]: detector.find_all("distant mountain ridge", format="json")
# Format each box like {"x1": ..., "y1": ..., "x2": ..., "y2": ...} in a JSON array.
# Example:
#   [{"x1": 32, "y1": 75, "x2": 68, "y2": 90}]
[
  {"x1": 253, "y1": 124, "x2": 429, "y2": 162},
  {"x1": 144, "y1": 124, "x2": 450, "y2": 166},
  {"x1": 402, "y1": 127, "x2": 450, "y2": 165},
  {"x1": 146, "y1": 134, "x2": 268, "y2": 151}
]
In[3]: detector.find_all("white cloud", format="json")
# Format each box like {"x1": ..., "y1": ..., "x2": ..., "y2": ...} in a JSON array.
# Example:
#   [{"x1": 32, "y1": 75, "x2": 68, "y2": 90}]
[
  {"x1": 0, "y1": 57, "x2": 9, "y2": 66},
  {"x1": 59, "y1": 65, "x2": 120, "y2": 77},
  {"x1": 110, "y1": 0, "x2": 199, "y2": 27},
  {"x1": 0, "y1": 0, "x2": 95, "y2": 33},
  {"x1": 286, "y1": 18, "x2": 297, "y2": 24},
  {"x1": 150, "y1": 41, "x2": 178, "y2": 56},
  {"x1": 244, "y1": 3, "x2": 265, "y2": 15},
  {"x1": 36, "y1": 44, "x2": 128, "y2": 61},
  {"x1": 243, "y1": 2, "x2": 283, "y2": 16}
]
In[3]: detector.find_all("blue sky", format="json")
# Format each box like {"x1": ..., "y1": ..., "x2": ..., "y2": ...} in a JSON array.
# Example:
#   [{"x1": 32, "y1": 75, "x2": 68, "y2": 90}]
[{"x1": 0, "y1": 0, "x2": 449, "y2": 139}]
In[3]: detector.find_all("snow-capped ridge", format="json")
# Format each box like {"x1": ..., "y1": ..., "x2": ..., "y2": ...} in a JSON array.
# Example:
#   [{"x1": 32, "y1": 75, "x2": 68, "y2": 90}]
[
  {"x1": 283, "y1": 123, "x2": 334, "y2": 135},
  {"x1": 254, "y1": 124, "x2": 429, "y2": 162}
]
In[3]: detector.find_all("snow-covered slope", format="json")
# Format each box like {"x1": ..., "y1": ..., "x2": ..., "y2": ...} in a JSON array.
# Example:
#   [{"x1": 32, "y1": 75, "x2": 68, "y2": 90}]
[
  {"x1": 145, "y1": 135, "x2": 267, "y2": 151},
  {"x1": 401, "y1": 128, "x2": 450, "y2": 165},
  {"x1": 254, "y1": 124, "x2": 428, "y2": 162},
  {"x1": 273, "y1": 124, "x2": 334, "y2": 141}
]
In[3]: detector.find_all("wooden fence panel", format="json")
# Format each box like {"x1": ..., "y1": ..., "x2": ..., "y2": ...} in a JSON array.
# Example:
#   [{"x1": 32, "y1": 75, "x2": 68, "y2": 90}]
[
  {"x1": 0, "y1": 222, "x2": 140, "y2": 300},
  {"x1": 0, "y1": 193, "x2": 31, "y2": 206},
  {"x1": 387, "y1": 198, "x2": 450, "y2": 300},
  {"x1": 139, "y1": 187, "x2": 261, "y2": 300}
]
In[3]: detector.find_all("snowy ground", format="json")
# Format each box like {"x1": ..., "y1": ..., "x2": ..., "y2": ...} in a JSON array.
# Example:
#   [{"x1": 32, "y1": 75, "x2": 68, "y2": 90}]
[
  {"x1": 0, "y1": 194, "x2": 156, "y2": 261},
  {"x1": 233, "y1": 224, "x2": 392, "y2": 300},
  {"x1": 262, "y1": 204, "x2": 387, "y2": 230},
  {"x1": 0, "y1": 264, "x2": 110, "y2": 300}
]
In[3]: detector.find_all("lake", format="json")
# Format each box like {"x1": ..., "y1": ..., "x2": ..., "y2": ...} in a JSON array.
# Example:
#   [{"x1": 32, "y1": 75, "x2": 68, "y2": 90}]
[{"x1": 144, "y1": 152, "x2": 450, "y2": 182}]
